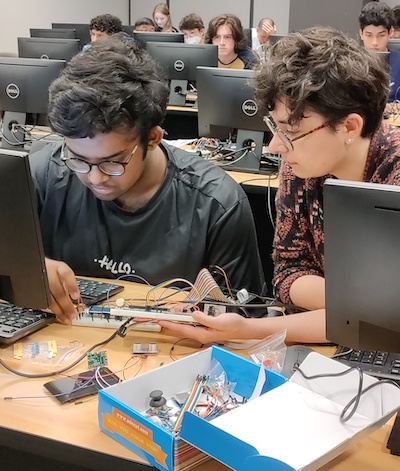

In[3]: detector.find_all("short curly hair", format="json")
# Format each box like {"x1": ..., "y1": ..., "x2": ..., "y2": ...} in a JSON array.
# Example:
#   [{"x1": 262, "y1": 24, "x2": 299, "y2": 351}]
[
  {"x1": 48, "y1": 34, "x2": 169, "y2": 151},
  {"x1": 253, "y1": 26, "x2": 389, "y2": 138},
  {"x1": 89, "y1": 14, "x2": 123, "y2": 35}
]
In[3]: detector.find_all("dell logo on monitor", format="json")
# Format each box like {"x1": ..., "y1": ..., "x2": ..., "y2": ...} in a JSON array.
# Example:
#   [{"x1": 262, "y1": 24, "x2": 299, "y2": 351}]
[
  {"x1": 40, "y1": 54, "x2": 50, "y2": 60},
  {"x1": 5, "y1": 83, "x2": 20, "y2": 100},
  {"x1": 242, "y1": 99, "x2": 258, "y2": 117},
  {"x1": 173, "y1": 59, "x2": 185, "y2": 72}
]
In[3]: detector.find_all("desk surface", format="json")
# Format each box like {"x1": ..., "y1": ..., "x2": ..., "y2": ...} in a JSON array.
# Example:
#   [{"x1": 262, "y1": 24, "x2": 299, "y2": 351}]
[
  {"x1": 0, "y1": 280, "x2": 398, "y2": 471},
  {"x1": 226, "y1": 169, "x2": 279, "y2": 188}
]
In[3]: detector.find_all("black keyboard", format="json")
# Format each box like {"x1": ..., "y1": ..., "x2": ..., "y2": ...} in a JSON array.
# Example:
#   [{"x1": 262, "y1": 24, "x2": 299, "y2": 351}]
[
  {"x1": 0, "y1": 303, "x2": 55, "y2": 345},
  {"x1": 334, "y1": 346, "x2": 400, "y2": 382},
  {"x1": 77, "y1": 278, "x2": 124, "y2": 306}
]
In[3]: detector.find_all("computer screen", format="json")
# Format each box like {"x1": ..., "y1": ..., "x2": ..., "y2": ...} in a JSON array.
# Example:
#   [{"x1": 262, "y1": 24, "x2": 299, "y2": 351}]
[
  {"x1": 52, "y1": 23, "x2": 91, "y2": 49},
  {"x1": 122, "y1": 25, "x2": 134, "y2": 36},
  {"x1": 18, "y1": 37, "x2": 80, "y2": 61},
  {"x1": 196, "y1": 66, "x2": 268, "y2": 172},
  {"x1": 146, "y1": 43, "x2": 218, "y2": 106},
  {"x1": 324, "y1": 178, "x2": 400, "y2": 352},
  {"x1": 0, "y1": 57, "x2": 65, "y2": 149},
  {"x1": 30, "y1": 28, "x2": 76, "y2": 40},
  {"x1": 268, "y1": 34, "x2": 286, "y2": 45},
  {"x1": 133, "y1": 31, "x2": 184, "y2": 49},
  {"x1": 0, "y1": 148, "x2": 51, "y2": 309}
]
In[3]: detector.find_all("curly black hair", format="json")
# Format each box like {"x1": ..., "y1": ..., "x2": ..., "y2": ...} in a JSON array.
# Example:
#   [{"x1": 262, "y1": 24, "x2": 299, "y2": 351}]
[
  {"x1": 89, "y1": 14, "x2": 123, "y2": 35},
  {"x1": 253, "y1": 26, "x2": 389, "y2": 138},
  {"x1": 48, "y1": 34, "x2": 169, "y2": 151}
]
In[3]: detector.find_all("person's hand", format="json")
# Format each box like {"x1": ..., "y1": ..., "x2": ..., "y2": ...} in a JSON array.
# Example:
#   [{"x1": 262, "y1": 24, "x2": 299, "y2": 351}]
[
  {"x1": 158, "y1": 311, "x2": 250, "y2": 344},
  {"x1": 262, "y1": 22, "x2": 276, "y2": 35},
  {"x1": 45, "y1": 258, "x2": 80, "y2": 324}
]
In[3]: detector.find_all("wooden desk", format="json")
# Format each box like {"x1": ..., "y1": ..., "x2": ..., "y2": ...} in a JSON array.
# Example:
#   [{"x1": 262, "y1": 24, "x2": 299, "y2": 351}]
[
  {"x1": 0, "y1": 281, "x2": 398, "y2": 471},
  {"x1": 227, "y1": 169, "x2": 279, "y2": 188}
]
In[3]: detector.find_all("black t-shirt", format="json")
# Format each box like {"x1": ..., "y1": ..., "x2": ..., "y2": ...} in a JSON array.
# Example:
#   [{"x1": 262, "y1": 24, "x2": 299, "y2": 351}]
[{"x1": 30, "y1": 141, "x2": 265, "y2": 294}]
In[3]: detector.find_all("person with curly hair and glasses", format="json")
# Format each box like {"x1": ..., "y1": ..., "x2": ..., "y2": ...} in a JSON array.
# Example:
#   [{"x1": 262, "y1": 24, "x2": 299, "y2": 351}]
[
  {"x1": 204, "y1": 13, "x2": 257, "y2": 69},
  {"x1": 159, "y1": 26, "x2": 400, "y2": 345}
]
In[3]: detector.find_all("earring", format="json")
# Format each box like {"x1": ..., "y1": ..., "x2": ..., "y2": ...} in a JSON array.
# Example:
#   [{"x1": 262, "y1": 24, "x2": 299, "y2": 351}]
[{"x1": 347, "y1": 137, "x2": 353, "y2": 143}]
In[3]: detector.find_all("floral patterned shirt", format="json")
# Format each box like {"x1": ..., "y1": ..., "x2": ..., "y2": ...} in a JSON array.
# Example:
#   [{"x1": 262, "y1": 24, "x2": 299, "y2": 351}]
[{"x1": 273, "y1": 124, "x2": 400, "y2": 303}]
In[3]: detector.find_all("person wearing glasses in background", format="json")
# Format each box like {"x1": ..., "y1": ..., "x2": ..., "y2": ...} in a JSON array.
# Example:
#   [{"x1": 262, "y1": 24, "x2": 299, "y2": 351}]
[
  {"x1": 205, "y1": 13, "x2": 257, "y2": 69},
  {"x1": 159, "y1": 26, "x2": 400, "y2": 344},
  {"x1": 179, "y1": 13, "x2": 205, "y2": 44},
  {"x1": 29, "y1": 34, "x2": 264, "y2": 323}
]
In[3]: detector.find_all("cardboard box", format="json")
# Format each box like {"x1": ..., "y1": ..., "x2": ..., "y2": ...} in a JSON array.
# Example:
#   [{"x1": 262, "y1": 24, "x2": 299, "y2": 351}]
[
  {"x1": 98, "y1": 346, "x2": 286, "y2": 471},
  {"x1": 98, "y1": 347, "x2": 400, "y2": 471}
]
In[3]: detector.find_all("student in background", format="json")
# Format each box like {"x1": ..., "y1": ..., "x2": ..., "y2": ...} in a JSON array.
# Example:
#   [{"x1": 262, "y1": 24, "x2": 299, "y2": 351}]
[
  {"x1": 204, "y1": 14, "x2": 257, "y2": 69},
  {"x1": 159, "y1": 26, "x2": 400, "y2": 344},
  {"x1": 82, "y1": 14, "x2": 123, "y2": 51},
  {"x1": 391, "y1": 5, "x2": 400, "y2": 38},
  {"x1": 251, "y1": 17, "x2": 276, "y2": 53},
  {"x1": 134, "y1": 17, "x2": 156, "y2": 32},
  {"x1": 179, "y1": 13, "x2": 205, "y2": 44},
  {"x1": 152, "y1": 3, "x2": 178, "y2": 32},
  {"x1": 30, "y1": 35, "x2": 264, "y2": 323},
  {"x1": 359, "y1": 1, "x2": 400, "y2": 102}
]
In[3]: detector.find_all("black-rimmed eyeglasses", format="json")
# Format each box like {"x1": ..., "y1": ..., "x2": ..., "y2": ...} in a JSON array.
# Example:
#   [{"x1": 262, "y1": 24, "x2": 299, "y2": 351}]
[{"x1": 61, "y1": 142, "x2": 138, "y2": 176}]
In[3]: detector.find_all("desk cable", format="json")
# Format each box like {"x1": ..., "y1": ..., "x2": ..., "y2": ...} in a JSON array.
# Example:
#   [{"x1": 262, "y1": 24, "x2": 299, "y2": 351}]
[
  {"x1": 293, "y1": 364, "x2": 400, "y2": 423},
  {"x1": 0, "y1": 319, "x2": 131, "y2": 379}
]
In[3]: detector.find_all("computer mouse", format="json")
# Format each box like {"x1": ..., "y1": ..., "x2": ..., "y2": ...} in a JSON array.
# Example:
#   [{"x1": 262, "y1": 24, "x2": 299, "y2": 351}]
[{"x1": 281, "y1": 345, "x2": 314, "y2": 378}]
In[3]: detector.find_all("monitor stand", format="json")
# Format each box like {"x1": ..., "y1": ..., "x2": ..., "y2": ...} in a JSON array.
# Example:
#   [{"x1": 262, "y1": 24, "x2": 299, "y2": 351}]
[
  {"x1": 168, "y1": 79, "x2": 188, "y2": 106},
  {"x1": 227, "y1": 129, "x2": 263, "y2": 172},
  {"x1": 1, "y1": 111, "x2": 26, "y2": 149}
]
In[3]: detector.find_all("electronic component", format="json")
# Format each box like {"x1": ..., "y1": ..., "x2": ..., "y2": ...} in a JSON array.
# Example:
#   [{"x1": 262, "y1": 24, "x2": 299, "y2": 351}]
[
  {"x1": 87, "y1": 350, "x2": 108, "y2": 368},
  {"x1": 171, "y1": 391, "x2": 189, "y2": 407},
  {"x1": 133, "y1": 342, "x2": 159, "y2": 354},
  {"x1": 84, "y1": 306, "x2": 196, "y2": 323},
  {"x1": 72, "y1": 310, "x2": 162, "y2": 332},
  {"x1": 146, "y1": 389, "x2": 173, "y2": 418},
  {"x1": 44, "y1": 367, "x2": 119, "y2": 404}
]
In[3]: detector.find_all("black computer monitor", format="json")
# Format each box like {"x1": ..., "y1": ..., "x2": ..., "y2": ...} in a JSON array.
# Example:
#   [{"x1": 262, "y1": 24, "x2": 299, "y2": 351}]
[
  {"x1": 122, "y1": 25, "x2": 134, "y2": 36},
  {"x1": 196, "y1": 66, "x2": 267, "y2": 172},
  {"x1": 324, "y1": 178, "x2": 400, "y2": 352},
  {"x1": 52, "y1": 23, "x2": 90, "y2": 49},
  {"x1": 0, "y1": 57, "x2": 65, "y2": 149},
  {"x1": 133, "y1": 31, "x2": 184, "y2": 49},
  {"x1": 146, "y1": 43, "x2": 218, "y2": 106},
  {"x1": 18, "y1": 37, "x2": 80, "y2": 61},
  {"x1": 268, "y1": 34, "x2": 286, "y2": 45},
  {"x1": 388, "y1": 39, "x2": 400, "y2": 53},
  {"x1": 0, "y1": 148, "x2": 51, "y2": 309},
  {"x1": 30, "y1": 28, "x2": 76, "y2": 40}
]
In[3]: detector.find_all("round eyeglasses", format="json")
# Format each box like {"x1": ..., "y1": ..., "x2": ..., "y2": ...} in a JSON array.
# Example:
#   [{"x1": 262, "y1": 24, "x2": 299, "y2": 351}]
[
  {"x1": 61, "y1": 143, "x2": 138, "y2": 176},
  {"x1": 263, "y1": 115, "x2": 328, "y2": 152}
]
